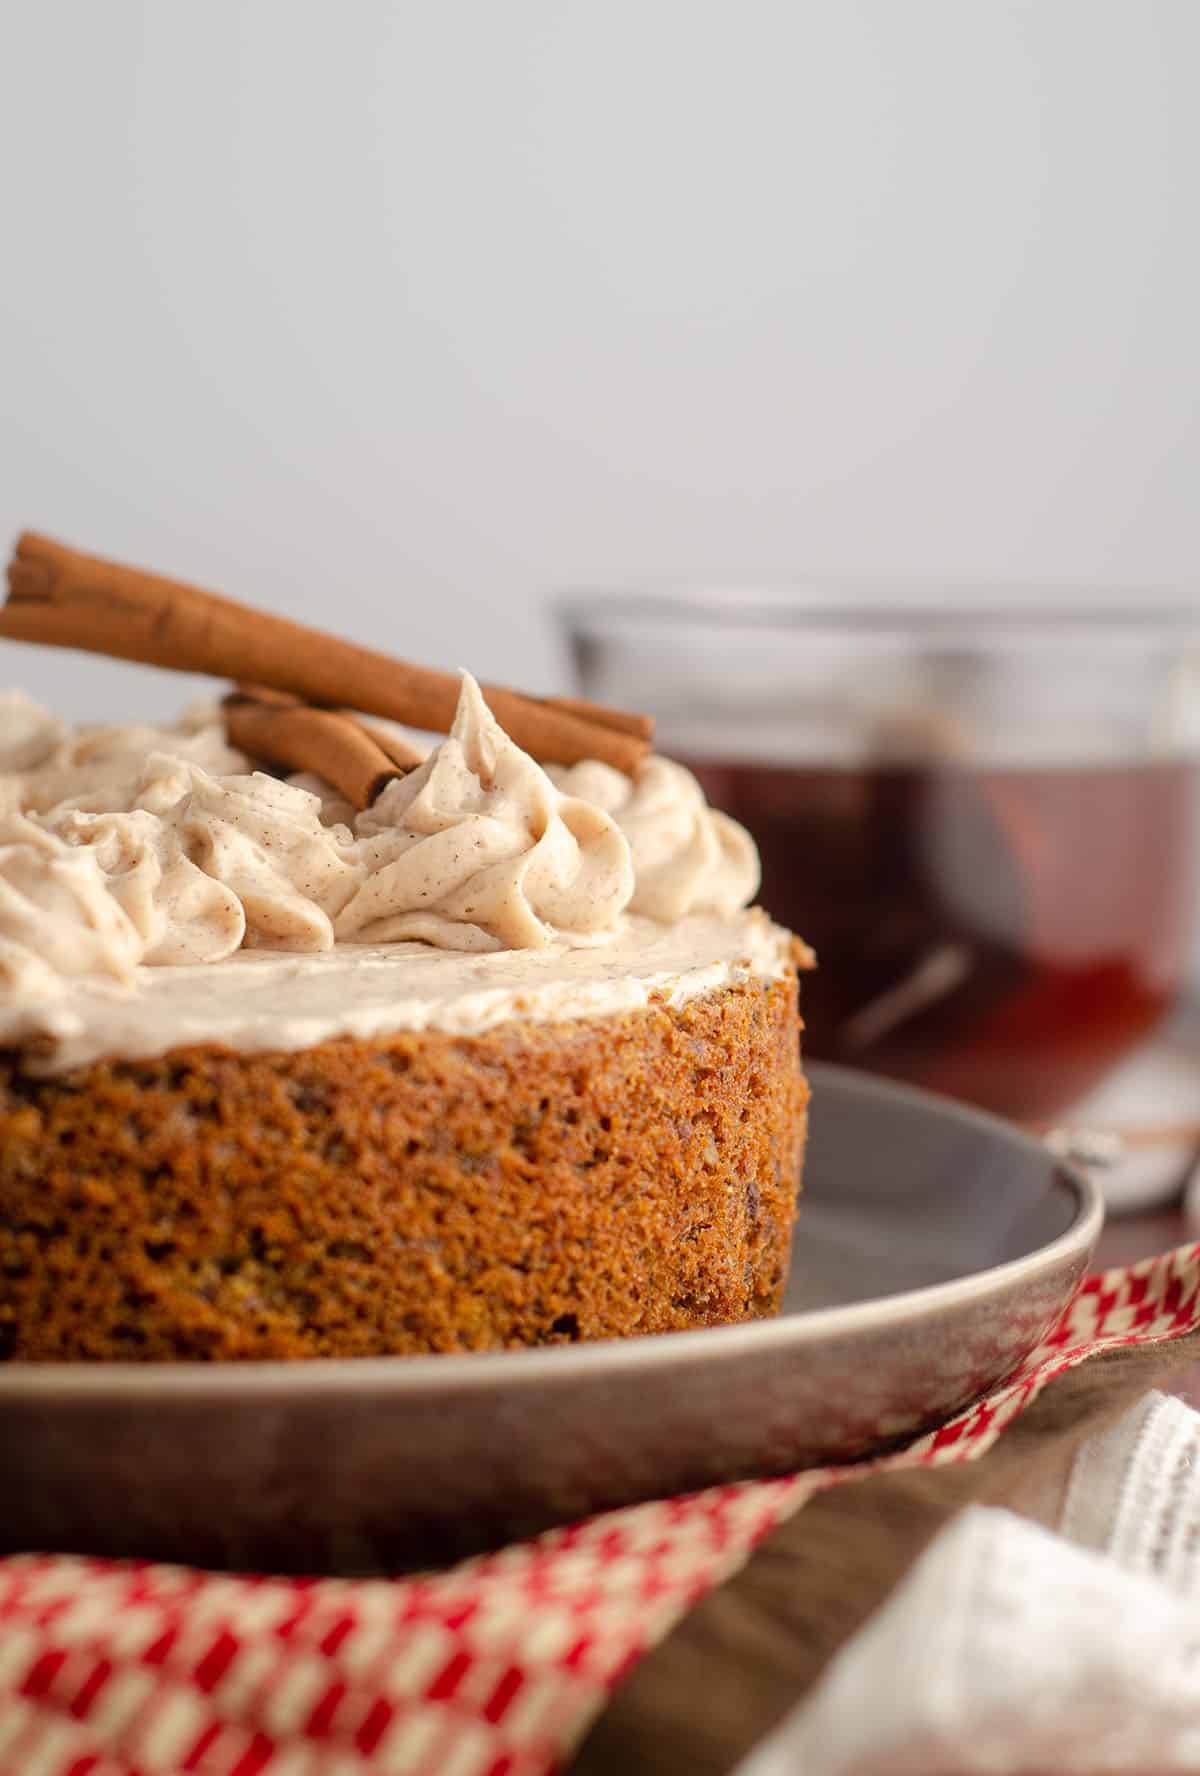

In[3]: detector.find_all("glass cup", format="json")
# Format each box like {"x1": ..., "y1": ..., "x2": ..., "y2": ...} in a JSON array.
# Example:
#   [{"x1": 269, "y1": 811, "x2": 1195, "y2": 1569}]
[{"x1": 558, "y1": 585, "x2": 1200, "y2": 1123}]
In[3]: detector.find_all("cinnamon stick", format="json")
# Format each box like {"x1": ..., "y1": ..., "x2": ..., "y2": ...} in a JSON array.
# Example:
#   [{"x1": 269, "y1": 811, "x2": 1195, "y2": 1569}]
[
  {"x1": 233, "y1": 685, "x2": 428, "y2": 775},
  {"x1": 2, "y1": 534, "x2": 652, "y2": 773},
  {"x1": 540, "y1": 696, "x2": 654, "y2": 741},
  {"x1": 352, "y1": 717, "x2": 427, "y2": 773},
  {"x1": 224, "y1": 693, "x2": 404, "y2": 811}
]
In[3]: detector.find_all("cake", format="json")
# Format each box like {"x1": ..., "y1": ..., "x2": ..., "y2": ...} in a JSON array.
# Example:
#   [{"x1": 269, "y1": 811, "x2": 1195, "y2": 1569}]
[{"x1": 0, "y1": 541, "x2": 810, "y2": 1362}]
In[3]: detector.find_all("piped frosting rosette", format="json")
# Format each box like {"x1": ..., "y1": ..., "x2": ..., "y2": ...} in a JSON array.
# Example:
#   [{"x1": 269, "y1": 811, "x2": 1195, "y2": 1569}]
[
  {"x1": 341, "y1": 675, "x2": 633, "y2": 951},
  {"x1": 549, "y1": 756, "x2": 760, "y2": 919}
]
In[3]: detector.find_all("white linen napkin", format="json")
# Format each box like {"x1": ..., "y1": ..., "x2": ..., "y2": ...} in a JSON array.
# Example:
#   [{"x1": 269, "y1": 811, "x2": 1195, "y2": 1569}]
[{"x1": 736, "y1": 1391, "x2": 1200, "y2": 1775}]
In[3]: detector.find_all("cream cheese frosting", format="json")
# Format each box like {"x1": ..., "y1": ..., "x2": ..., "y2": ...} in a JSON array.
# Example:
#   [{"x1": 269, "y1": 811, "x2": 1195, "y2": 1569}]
[
  {"x1": 548, "y1": 755, "x2": 760, "y2": 919},
  {"x1": 339, "y1": 674, "x2": 633, "y2": 951},
  {"x1": 0, "y1": 677, "x2": 777, "y2": 1070},
  {"x1": 2, "y1": 909, "x2": 793, "y2": 1075}
]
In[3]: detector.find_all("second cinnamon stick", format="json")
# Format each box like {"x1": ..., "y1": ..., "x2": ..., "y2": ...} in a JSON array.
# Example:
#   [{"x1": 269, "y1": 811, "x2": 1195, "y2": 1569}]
[{"x1": 224, "y1": 695, "x2": 403, "y2": 811}]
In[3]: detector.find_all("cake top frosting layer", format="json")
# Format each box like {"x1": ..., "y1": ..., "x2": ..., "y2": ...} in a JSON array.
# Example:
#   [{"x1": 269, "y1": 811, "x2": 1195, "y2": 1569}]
[
  {"x1": 0, "y1": 676, "x2": 781, "y2": 1070},
  {"x1": 1, "y1": 907, "x2": 795, "y2": 1075}
]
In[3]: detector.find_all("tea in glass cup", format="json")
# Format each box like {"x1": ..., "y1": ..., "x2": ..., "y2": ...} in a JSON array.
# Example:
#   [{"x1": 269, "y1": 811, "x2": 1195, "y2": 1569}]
[{"x1": 560, "y1": 587, "x2": 1200, "y2": 1123}]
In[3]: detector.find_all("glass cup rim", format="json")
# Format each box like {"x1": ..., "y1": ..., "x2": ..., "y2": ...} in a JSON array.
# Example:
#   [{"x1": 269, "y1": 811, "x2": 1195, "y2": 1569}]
[{"x1": 555, "y1": 579, "x2": 1200, "y2": 636}]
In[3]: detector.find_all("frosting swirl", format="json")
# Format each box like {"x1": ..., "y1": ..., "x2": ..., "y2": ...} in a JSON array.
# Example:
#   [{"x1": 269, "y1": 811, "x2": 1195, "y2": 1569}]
[
  {"x1": 549, "y1": 756, "x2": 760, "y2": 920},
  {"x1": 6, "y1": 692, "x2": 246, "y2": 815},
  {"x1": 0, "y1": 799, "x2": 143, "y2": 985},
  {"x1": 340, "y1": 674, "x2": 633, "y2": 951}
]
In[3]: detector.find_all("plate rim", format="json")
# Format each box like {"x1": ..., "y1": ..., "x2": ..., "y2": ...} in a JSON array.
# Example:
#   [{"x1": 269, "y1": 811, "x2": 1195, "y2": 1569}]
[{"x1": 0, "y1": 1063, "x2": 1103, "y2": 1404}]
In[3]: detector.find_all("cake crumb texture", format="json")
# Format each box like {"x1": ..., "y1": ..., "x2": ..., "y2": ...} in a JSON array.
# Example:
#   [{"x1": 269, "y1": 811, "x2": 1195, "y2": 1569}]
[{"x1": 0, "y1": 976, "x2": 806, "y2": 1360}]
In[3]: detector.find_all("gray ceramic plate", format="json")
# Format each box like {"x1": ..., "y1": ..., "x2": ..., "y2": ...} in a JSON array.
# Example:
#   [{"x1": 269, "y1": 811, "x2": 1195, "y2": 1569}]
[{"x1": 0, "y1": 1064, "x2": 1101, "y2": 1572}]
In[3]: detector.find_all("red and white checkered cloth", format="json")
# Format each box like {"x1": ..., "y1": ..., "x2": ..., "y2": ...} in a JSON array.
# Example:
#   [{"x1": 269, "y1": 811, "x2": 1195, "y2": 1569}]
[{"x1": 2, "y1": 1244, "x2": 1198, "y2": 1776}]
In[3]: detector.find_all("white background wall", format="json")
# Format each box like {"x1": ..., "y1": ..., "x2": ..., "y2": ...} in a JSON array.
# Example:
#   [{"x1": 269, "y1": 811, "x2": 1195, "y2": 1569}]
[{"x1": 2, "y1": 0, "x2": 1198, "y2": 719}]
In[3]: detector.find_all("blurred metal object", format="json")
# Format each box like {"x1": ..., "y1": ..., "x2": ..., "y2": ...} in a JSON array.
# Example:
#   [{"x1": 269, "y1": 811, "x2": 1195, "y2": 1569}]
[
  {"x1": 1039, "y1": 1004, "x2": 1200, "y2": 1215},
  {"x1": 1044, "y1": 1127, "x2": 1125, "y2": 1170}
]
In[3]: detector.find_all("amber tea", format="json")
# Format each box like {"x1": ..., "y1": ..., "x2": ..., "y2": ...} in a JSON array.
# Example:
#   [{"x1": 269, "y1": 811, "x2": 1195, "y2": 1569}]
[{"x1": 689, "y1": 755, "x2": 1197, "y2": 1122}]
